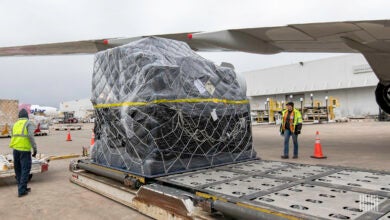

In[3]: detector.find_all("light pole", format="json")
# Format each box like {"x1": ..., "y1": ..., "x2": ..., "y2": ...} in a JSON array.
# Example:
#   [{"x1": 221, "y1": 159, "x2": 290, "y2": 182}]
[
  {"x1": 266, "y1": 98, "x2": 270, "y2": 122},
  {"x1": 325, "y1": 96, "x2": 329, "y2": 121},
  {"x1": 310, "y1": 93, "x2": 313, "y2": 108},
  {"x1": 266, "y1": 98, "x2": 270, "y2": 109},
  {"x1": 300, "y1": 97, "x2": 303, "y2": 112}
]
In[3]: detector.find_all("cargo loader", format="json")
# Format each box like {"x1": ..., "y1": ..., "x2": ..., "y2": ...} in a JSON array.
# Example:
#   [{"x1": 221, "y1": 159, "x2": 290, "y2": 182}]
[
  {"x1": 70, "y1": 159, "x2": 390, "y2": 220},
  {"x1": 69, "y1": 37, "x2": 390, "y2": 219}
]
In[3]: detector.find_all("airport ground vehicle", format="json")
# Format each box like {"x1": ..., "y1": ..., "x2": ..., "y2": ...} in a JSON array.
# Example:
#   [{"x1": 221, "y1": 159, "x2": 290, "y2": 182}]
[
  {"x1": 0, "y1": 154, "x2": 49, "y2": 179},
  {"x1": 33, "y1": 123, "x2": 49, "y2": 136},
  {"x1": 52, "y1": 124, "x2": 82, "y2": 131},
  {"x1": 62, "y1": 112, "x2": 78, "y2": 123},
  {"x1": 0, "y1": 153, "x2": 83, "y2": 181},
  {"x1": 70, "y1": 159, "x2": 390, "y2": 220}
]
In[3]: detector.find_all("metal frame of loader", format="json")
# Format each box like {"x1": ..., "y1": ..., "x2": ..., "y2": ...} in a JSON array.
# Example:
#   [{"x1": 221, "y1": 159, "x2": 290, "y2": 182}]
[{"x1": 69, "y1": 159, "x2": 390, "y2": 220}]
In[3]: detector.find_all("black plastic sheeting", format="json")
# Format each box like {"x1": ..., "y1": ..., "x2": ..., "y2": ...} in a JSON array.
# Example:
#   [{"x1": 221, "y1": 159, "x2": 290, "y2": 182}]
[{"x1": 91, "y1": 37, "x2": 256, "y2": 177}]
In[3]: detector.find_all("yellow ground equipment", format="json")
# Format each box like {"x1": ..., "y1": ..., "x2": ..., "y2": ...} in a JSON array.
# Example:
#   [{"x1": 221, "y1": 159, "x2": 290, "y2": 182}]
[
  {"x1": 0, "y1": 124, "x2": 11, "y2": 137},
  {"x1": 254, "y1": 98, "x2": 283, "y2": 123}
]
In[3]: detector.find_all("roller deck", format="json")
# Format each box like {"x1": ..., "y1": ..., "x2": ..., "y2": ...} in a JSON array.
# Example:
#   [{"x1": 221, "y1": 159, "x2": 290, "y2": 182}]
[{"x1": 70, "y1": 159, "x2": 390, "y2": 219}]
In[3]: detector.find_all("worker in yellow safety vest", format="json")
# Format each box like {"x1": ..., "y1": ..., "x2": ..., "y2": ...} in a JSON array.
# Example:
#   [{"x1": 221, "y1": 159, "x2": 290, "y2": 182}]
[
  {"x1": 9, "y1": 109, "x2": 38, "y2": 197},
  {"x1": 280, "y1": 102, "x2": 302, "y2": 159}
]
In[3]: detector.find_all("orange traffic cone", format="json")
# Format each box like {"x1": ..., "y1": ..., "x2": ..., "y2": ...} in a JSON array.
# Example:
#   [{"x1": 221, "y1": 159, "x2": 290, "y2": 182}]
[
  {"x1": 34, "y1": 123, "x2": 41, "y2": 133},
  {"x1": 311, "y1": 131, "x2": 326, "y2": 159},
  {"x1": 90, "y1": 131, "x2": 95, "y2": 147},
  {"x1": 66, "y1": 131, "x2": 72, "y2": 141}
]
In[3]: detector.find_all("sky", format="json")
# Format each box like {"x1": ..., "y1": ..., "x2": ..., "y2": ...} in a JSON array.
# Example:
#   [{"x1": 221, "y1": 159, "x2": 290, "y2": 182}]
[{"x1": 0, "y1": 0, "x2": 389, "y2": 107}]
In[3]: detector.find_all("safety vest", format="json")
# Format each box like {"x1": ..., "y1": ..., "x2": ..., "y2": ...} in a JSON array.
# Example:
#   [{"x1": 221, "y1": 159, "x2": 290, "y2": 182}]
[
  {"x1": 10, "y1": 118, "x2": 33, "y2": 151},
  {"x1": 281, "y1": 109, "x2": 302, "y2": 132}
]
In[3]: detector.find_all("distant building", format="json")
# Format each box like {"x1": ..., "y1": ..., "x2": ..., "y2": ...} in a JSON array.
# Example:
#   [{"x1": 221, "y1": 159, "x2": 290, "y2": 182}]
[
  {"x1": 59, "y1": 99, "x2": 94, "y2": 118},
  {"x1": 242, "y1": 54, "x2": 379, "y2": 118}
]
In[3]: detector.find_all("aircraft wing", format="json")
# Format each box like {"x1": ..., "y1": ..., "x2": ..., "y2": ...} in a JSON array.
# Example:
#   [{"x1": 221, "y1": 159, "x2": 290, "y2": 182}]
[
  {"x1": 0, "y1": 39, "x2": 116, "y2": 56},
  {"x1": 194, "y1": 20, "x2": 390, "y2": 83},
  {"x1": 3, "y1": 20, "x2": 389, "y2": 80},
  {"x1": 1, "y1": 20, "x2": 389, "y2": 55},
  {"x1": 1, "y1": 19, "x2": 390, "y2": 112},
  {"x1": 0, "y1": 32, "x2": 233, "y2": 57}
]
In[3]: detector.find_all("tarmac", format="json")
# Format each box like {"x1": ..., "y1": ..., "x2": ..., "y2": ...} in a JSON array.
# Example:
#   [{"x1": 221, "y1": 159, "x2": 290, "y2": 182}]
[
  {"x1": 0, "y1": 121, "x2": 389, "y2": 219},
  {"x1": 252, "y1": 121, "x2": 390, "y2": 171}
]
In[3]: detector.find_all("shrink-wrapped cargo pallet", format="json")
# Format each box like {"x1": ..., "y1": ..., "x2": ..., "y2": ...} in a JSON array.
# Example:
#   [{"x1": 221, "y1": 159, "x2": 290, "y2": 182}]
[
  {"x1": 0, "y1": 99, "x2": 18, "y2": 125},
  {"x1": 0, "y1": 99, "x2": 18, "y2": 136},
  {"x1": 91, "y1": 37, "x2": 256, "y2": 177}
]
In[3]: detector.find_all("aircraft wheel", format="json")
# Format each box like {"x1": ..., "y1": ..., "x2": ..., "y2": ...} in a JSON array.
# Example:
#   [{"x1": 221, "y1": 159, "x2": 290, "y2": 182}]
[{"x1": 375, "y1": 82, "x2": 390, "y2": 114}]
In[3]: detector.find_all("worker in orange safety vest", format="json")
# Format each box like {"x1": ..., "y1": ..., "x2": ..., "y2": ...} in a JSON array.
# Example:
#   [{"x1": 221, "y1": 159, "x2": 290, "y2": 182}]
[{"x1": 279, "y1": 102, "x2": 302, "y2": 159}]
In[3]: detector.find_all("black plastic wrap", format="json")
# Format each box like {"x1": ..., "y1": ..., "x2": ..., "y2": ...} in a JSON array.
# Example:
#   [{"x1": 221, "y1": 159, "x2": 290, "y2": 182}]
[{"x1": 91, "y1": 37, "x2": 256, "y2": 177}]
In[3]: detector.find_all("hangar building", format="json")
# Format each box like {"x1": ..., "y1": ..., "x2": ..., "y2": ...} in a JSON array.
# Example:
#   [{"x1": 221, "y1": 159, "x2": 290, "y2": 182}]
[
  {"x1": 59, "y1": 99, "x2": 94, "y2": 119},
  {"x1": 242, "y1": 54, "x2": 380, "y2": 119}
]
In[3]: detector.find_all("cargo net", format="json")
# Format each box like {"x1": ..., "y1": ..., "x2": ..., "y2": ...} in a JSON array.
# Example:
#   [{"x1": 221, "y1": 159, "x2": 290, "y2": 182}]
[{"x1": 91, "y1": 37, "x2": 256, "y2": 177}]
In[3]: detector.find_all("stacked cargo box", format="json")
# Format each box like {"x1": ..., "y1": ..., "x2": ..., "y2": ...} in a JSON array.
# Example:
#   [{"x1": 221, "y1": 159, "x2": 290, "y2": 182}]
[{"x1": 0, "y1": 99, "x2": 18, "y2": 136}]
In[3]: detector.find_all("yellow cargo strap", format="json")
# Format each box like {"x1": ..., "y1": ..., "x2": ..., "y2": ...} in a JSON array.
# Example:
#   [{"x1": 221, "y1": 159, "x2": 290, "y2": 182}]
[
  {"x1": 94, "y1": 98, "x2": 249, "y2": 109},
  {"x1": 195, "y1": 191, "x2": 228, "y2": 202}
]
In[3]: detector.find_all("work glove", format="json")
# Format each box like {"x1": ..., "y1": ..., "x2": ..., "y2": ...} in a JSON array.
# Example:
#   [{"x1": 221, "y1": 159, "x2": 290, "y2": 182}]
[
  {"x1": 279, "y1": 124, "x2": 284, "y2": 136},
  {"x1": 294, "y1": 124, "x2": 302, "y2": 135},
  {"x1": 32, "y1": 150, "x2": 37, "y2": 158}
]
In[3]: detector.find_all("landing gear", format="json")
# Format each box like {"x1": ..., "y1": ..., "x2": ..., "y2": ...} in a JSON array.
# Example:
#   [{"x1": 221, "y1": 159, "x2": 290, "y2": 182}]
[{"x1": 375, "y1": 83, "x2": 390, "y2": 114}]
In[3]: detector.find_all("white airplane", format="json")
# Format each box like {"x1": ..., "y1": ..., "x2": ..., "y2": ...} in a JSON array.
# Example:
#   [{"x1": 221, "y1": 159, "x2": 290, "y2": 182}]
[
  {"x1": 0, "y1": 19, "x2": 389, "y2": 113},
  {"x1": 30, "y1": 105, "x2": 58, "y2": 116}
]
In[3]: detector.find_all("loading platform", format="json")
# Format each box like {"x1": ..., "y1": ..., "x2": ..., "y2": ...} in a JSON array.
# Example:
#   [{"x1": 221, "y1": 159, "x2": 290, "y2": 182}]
[{"x1": 70, "y1": 159, "x2": 390, "y2": 219}]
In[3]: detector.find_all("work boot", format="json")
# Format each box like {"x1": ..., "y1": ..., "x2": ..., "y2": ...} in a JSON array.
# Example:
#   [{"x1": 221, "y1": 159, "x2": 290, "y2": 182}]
[
  {"x1": 281, "y1": 155, "x2": 289, "y2": 159},
  {"x1": 18, "y1": 192, "x2": 28, "y2": 198},
  {"x1": 292, "y1": 155, "x2": 298, "y2": 159},
  {"x1": 26, "y1": 188, "x2": 31, "y2": 192}
]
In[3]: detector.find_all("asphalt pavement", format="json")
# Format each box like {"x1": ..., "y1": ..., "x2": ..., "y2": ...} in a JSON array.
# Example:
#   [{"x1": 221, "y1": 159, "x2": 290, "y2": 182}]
[{"x1": 0, "y1": 121, "x2": 389, "y2": 219}]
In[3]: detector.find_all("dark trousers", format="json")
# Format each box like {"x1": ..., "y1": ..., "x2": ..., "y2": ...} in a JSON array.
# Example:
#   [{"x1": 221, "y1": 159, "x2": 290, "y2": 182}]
[{"x1": 13, "y1": 149, "x2": 32, "y2": 196}]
